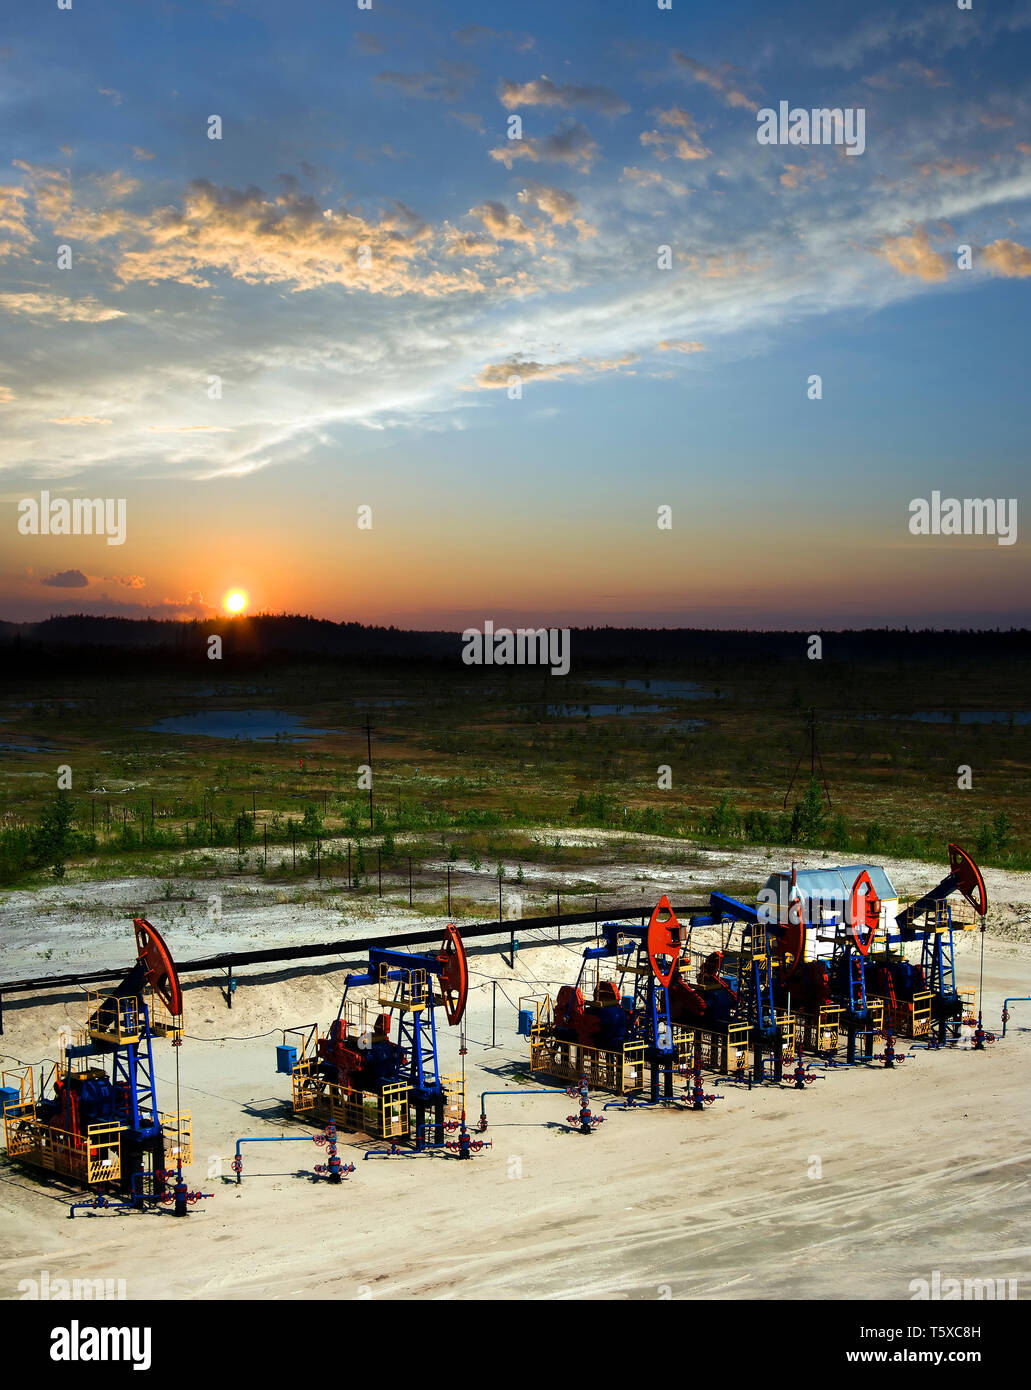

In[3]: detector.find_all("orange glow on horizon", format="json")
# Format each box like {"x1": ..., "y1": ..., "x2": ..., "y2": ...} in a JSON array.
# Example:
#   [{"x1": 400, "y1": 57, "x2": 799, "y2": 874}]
[{"x1": 224, "y1": 590, "x2": 248, "y2": 614}]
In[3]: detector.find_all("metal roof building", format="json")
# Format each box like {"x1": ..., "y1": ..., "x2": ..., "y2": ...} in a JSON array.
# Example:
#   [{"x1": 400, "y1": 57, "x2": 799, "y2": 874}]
[{"x1": 760, "y1": 864, "x2": 900, "y2": 960}]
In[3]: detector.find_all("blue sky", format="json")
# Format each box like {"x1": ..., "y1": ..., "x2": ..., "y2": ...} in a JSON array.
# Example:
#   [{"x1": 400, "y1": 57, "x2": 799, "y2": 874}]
[{"x1": 1, "y1": 0, "x2": 1029, "y2": 626}]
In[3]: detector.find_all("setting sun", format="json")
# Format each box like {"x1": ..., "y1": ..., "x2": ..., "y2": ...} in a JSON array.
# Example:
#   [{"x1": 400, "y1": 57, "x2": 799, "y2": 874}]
[{"x1": 224, "y1": 590, "x2": 248, "y2": 614}]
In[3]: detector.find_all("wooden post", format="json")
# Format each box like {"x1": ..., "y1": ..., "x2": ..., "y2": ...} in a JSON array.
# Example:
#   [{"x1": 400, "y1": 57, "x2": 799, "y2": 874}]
[
  {"x1": 408, "y1": 855, "x2": 413, "y2": 907},
  {"x1": 378, "y1": 848, "x2": 382, "y2": 897},
  {"x1": 447, "y1": 863, "x2": 451, "y2": 915},
  {"x1": 291, "y1": 823, "x2": 296, "y2": 869},
  {"x1": 348, "y1": 841, "x2": 352, "y2": 887},
  {"x1": 263, "y1": 824, "x2": 267, "y2": 866},
  {"x1": 316, "y1": 836, "x2": 321, "y2": 880}
]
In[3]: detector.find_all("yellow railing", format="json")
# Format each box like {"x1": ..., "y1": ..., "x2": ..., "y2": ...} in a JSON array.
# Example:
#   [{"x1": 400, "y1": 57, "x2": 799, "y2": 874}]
[
  {"x1": 283, "y1": 1023, "x2": 321, "y2": 1064},
  {"x1": 344, "y1": 998, "x2": 371, "y2": 1035},
  {"x1": 147, "y1": 990, "x2": 183, "y2": 1041},
  {"x1": 291, "y1": 1056, "x2": 320, "y2": 1112},
  {"x1": 378, "y1": 963, "x2": 428, "y2": 1011},
  {"x1": 520, "y1": 992, "x2": 553, "y2": 1039},
  {"x1": 529, "y1": 1036, "x2": 647, "y2": 1094},
  {"x1": 159, "y1": 1111, "x2": 192, "y2": 1168},
  {"x1": 727, "y1": 1022, "x2": 753, "y2": 1073},
  {"x1": 799, "y1": 1005, "x2": 843, "y2": 1054},
  {"x1": 441, "y1": 1074, "x2": 465, "y2": 1127},
  {"x1": 302, "y1": 1078, "x2": 413, "y2": 1140},
  {"x1": 85, "y1": 1122, "x2": 124, "y2": 1184},
  {"x1": 1, "y1": 1066, "x2": 31, "y2": 1108},
  {"x1": 3, "y1": 1104, "x2": 126, "y2": 1186},
  {"x1": 380, "y1": 1082, "x2": 409, "y2": 1138},
  {"x1": 84, "y1": 992, "x2": 141, "y2": 1046}
]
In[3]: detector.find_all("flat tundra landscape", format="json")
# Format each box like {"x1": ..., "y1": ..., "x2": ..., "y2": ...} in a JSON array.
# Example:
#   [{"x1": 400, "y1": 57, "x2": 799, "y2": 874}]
[{"x1": 2, "y1": 837, "x2": 1029, "y2": 1301}]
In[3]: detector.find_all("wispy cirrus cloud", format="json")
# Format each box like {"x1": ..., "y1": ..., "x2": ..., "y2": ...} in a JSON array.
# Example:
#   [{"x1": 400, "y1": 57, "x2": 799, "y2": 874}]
[
  {"x1": 48, "y1": 415, "x2": 113, "y2": 425},
  {"x1": 0, "y1": 292, "x2": 125, "y2": 322},
  {"x1": 375, "y1": 63, "x2": 473, "y2": 103},
  {"x1": 471, "y1": 352, "x2": 638, "y2": 389},
  {"x1": 671, "y1": 52, "x2": 757, "y2": 110}
]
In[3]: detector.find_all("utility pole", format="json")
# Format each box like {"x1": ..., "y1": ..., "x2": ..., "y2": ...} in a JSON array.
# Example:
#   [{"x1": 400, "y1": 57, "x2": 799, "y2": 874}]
[
  {"x1": 783, "y1": 706, "x2": 832, "y2": 809},
  {"x1": 365, "y1": 718, "x2": 374, "y2": 830},
  {"x1": 447, "y1": 864, "x2": 452, "y2": 916}
]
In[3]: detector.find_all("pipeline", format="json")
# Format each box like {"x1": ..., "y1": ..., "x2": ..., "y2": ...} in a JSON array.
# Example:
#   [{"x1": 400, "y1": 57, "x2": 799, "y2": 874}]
[
  {"x1": 603, "y1": 1093, "x2": 661, "y2": 1110},
  {"x1": 477, "y1": 1088, "x2": 560, "y2": 1131},
  {"x1": 1002, "y1": 997, "x2": 1031, "y2": 1038},
  {"x1": 364, "y1": 1123, "x2": 446, "y2": 1159},
  {"x1": 68, "y1": 1169, "x2": 211, "y2": 1217},
  {"x1": 0, "y1": 902, "x2": 707, "y2": 1001},
  {"x1": 232, "y1": 1134, "x2": 319, "y2": 1184},
  {"x1": 68, "y1": 1192, "x2": 146, "y2": 1219}
]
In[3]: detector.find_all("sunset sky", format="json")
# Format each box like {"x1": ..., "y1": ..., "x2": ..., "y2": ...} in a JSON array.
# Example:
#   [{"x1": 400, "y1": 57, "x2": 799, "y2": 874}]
[{"x1": 1, "y1": 0, "x2": 1029, "y2": 628}]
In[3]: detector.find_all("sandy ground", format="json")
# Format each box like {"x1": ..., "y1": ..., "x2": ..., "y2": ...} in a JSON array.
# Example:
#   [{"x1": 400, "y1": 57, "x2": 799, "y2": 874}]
[{"x1": 1, "y1": 840, "x2": 1030, "y2": 1301}]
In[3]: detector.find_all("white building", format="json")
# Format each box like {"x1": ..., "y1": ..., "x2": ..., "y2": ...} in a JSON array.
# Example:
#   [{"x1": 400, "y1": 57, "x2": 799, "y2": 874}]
[{"x1": 759, "y1": 864, "x2": 899, "y2": 963}]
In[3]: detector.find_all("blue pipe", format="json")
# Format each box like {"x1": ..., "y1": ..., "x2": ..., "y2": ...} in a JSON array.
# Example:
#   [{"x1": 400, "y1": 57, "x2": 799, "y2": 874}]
[
  {"x1": 1002, "y1": 997, "x2": 1031, "y2": 1038},
  {"x1": 233, "y1": 1134, "x2": 315, "y2": 1184},
  {"x1": 67, "y1": 1171, "x2": 168, "y2": 1218},
  {"x1": 478, "y1": 1088, "x2": 559, "y2": 1128},
  {"x1": 364, "y1": 1124, "x2": 445, "y2": 1159}
]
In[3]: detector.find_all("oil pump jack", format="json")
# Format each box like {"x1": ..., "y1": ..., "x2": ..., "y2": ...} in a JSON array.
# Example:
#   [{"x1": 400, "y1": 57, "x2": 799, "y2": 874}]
[
  {"x1": 283, "y1": 924, "x2": 469, "y2": 1149},
  {"x1": 2, "y1": 919, "x2": 194, "y2": 1211}
]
